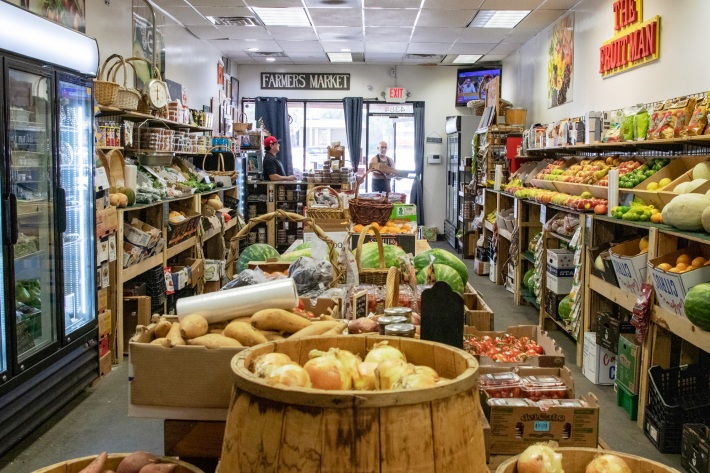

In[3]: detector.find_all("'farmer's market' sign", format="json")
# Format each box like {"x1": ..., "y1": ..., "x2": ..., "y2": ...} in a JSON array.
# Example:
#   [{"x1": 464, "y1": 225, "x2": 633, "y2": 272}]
[{"x1": 261, "y1": 73, "x2": 350, "y2": 90}]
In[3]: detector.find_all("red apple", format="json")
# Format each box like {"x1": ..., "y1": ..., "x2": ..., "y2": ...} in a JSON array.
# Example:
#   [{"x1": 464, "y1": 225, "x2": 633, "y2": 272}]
[{"x1": 594, "y1": 204, "x2": 608, "y2": 215}]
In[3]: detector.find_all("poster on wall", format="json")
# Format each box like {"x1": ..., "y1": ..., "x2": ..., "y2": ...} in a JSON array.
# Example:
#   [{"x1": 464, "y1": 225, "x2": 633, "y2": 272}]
[
  {"x1": 132, "y1": 1, "x2": 165, "y2": 89},
  {"x1": 547, "y1": 12, "x2": 574, "y2": 109},
  {"x1": 8, "y1": 0, "x2": 86, "y2": 32}
]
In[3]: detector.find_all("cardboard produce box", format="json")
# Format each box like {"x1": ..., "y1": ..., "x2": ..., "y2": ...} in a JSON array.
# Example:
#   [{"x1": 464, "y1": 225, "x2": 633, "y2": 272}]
[
  {"x1": 123, "y1": 296, "x2": 151, "y2": 353},
  {"x1": 582, "y1": 332, "x2": 616, "y2": 385},
  {"x1": 595, "y1": 312, "x2": 635, "y2": 354},
  {"x1": 648, "y1": 248, "x2": 710, "y2": 318},
  {"x1": 463, "y1": 290, "x2": 494, "y2": 330},
  {"x1": 609, "y1": 238, "x2": 648, "y2": 296},
  {"x1": 463, "y1": 325, "x2": 565, "y2": 368},
  {"x1": 616, "y1": 333, "x2": 642, "y2": 395}
]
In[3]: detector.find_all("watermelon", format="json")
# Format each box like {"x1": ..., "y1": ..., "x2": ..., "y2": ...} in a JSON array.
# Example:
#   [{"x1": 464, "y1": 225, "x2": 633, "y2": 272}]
[
  {"x1": 416, "y1": 264, "x2": 464, "y2": 294},
  {"x1": 523, "y1": 269, "x2": 535, "y2": 291},
  {"x1": 293, "y1": 241, "x2": 312, "y2": 251},
  {"x1": 684, "y1": 283, "x2": 710, "y2": 330},
  {"x1": 558, "y1": 295, "x2": 573, "y2": 321},
  {"x1": 359, "y1": 242, "x2": 405, "y2": 269},
  {"x1": 280, "y1": 248, "x2": 312, "y2": 262},
  {"x1": 413, "y1": 248, "x2": 468, "y2": 285},
  {"x1": 237, "y1": 244, "x2": 279, "y2": 273}
]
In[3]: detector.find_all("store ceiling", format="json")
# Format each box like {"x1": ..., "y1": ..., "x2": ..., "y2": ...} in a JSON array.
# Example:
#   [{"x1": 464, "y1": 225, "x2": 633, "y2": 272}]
[{"x1": 150, "y1": 0, "x2": 580, "y2": 65}]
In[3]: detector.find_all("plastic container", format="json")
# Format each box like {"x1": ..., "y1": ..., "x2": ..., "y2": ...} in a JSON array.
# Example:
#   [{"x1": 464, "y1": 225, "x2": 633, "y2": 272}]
[
  {"x1": 487, "y1": 398, "x2": 537, "y2": 407},
  {"x1": 616, "y1": 382, "x2": 639, "y2": 421},
  {"x1": 647, "y1": 364, "x2": 710, "y2": 426},
  {"x1": 644, "y1": 406, "x2": 683, "y2": 454},
  {"x1": 520, "y1": 375, "x2": 567, "y2": 401},
  {"x1": 538, "y1": 399, "x2": 589, "y2": 410},
  {"x1": 479, "y1": 372, "x2": 522, "y2": 398}
]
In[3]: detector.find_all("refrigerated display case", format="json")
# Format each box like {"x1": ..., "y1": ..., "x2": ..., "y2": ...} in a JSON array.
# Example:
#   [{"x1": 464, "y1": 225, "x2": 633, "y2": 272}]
[
  {"x1": 0, "y1": 2, "x2": 99, "y2": 456},
  {"x1": 444, "y1": 115, "x2": 477, "y2": 250}
]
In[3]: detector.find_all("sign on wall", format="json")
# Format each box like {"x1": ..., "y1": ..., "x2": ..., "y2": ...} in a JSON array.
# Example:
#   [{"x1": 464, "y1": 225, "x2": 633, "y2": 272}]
[
  {"x1": 599, "y1": 0, "x2": 660, "y2": 78},
  {"x1": 548, "y1": 12, "x2": 574, "y2": 108},
  {"x1": 386, "y1": 87, "x2": 407, "y2": 103},
  {"x1": 7, "y1": 0, "x2": 85, "y2": 32},
  {"x1": 260, "y1": 73, "x2": 350, "y2": 90}
]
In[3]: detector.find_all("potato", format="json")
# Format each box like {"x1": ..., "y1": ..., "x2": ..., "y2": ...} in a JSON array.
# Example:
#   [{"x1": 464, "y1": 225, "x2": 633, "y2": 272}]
[
  {"x1": 116, "y1": 451, "x2": 157, "y2": 473},
  {"x1": 150, "y1": 338, "x2": 171, "y2": 348},
  {"x1": 153, "y1": 320, "x2": 172, "y2": 338},
  {"x1": 117, "y1": 193, "x2": 128, "y2": 208},
  {"x1": 109, "y1": 194, "x2": 120, "y2": 207},
  {"x1": 179, "y1": 314, "x2": 209, "y2": 339},
  {"x1": 223, "y1": 321, "x2": 268, "y2": 346},
  {"x1": 252, "y1": 308, "x2": 312, "y2": 334},
  {"x1": 166, "y1": 322, "x2": 185, "y2": 347},
  {"x1": 77, "y1": 452, "x2": 107, "y2": 473},
  {"x1": 188, "y1": 334, "x2": 243, "y2": 348},
  {"x1": 288, "y1": 321, "x2": 342, "y2": 340},
  {"x1": 262, "y1": 331, "x2": 285, "y2": 341},
  {"x1": 139, "y1": 464, "x2": 177, "y2": 473}
]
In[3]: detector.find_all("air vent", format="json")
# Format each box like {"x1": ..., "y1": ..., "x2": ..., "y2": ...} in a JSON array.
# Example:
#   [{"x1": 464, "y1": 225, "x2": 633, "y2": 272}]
[
  {"x1": 404, "y1": 54, "x2": 445, "y2": 60},
  {"x1": 208, "y1": 16, "x2": 262, "y2": 26},
  {"x1": 248, "y1": 51, "x2": 287, "y2": 58}
]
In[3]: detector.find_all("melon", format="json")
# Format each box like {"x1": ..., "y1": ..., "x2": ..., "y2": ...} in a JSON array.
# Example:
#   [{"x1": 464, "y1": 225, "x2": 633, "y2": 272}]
[
  {"x1": 674, "y1": 182, "x2": 691, "y2": 194},
  {"x1": 118, "y1": 187, "x2": 136, "y2": 206},
  {"x1": 558, "y1": 295, "x2": 573, "y2": 321},
  {"x1": 359, "y1": 242, "x2": 405, "y2": 269},
  {"x1": 237, "y1": 243, "x2": 280, "y2": 273},
  {"x1": 416, "y1": 264, "x2": 464, "y2": 294},
  {"x1": 662, "y1": 194, "x2": 710, "y2": 231},
  {"x1": 684, "y1": 283, "x2": 710, "y2": 330},
  {"x1": 703, "y1": 206, "x2": 710, "y2": 233},
  {"x1": 523, "y1": 269, "x2": 535, "y2": 291},
  {"x1": 693, "y1": 162, "x2": 710, "y2": 180},
  {"x1": 594, "y1": 255, "x2": 605, "y2": 271},
  {"x1": 686, "y1": 179, "x2": 708, "y2": 193},
  {"x1": 279, "y1": 248, "x2": 311, "y2": 262},
  {"x1": 413, "y1": 248, "x2": 469, "y2": 285},
  {"x1": 293, "y1": 241, "x2": 312, "y2": 251}
]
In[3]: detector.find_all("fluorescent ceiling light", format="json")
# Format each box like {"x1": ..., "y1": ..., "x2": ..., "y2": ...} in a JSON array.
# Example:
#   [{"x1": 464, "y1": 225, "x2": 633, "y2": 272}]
[
  {"x1": 265, "y1": 57, "x2": 276, "y2": 62},
  {"x1": 340, "y1": 48, "x2": 351, "y2": 52},
  {"x1": 247, "y1": 47, "x2": 259, "y2": 51},
  {"x1": 452, "y1": 54, "x2": 482, "y2": 64},
  {"x1": 328, "y1": 52, "x2": 352, "y2": 62},
  {"x1": 469, "y1": 10, "x2": 530, "y2": 28},
  {"x1": 252, "y1": 7, "x2": 311, "y2": 26}
]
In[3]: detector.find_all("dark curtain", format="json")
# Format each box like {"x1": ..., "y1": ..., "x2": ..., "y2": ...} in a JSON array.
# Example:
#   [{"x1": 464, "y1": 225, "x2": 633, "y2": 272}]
[
  {"x1": 255, "y1": 97, "x2": 293, "y2": 175},
  {"x1": 343, "y1": 97, "x2": 363, "y2": 168},
  {"x1": 410, "y1": 101, "x2": 425, "y2": 224}
]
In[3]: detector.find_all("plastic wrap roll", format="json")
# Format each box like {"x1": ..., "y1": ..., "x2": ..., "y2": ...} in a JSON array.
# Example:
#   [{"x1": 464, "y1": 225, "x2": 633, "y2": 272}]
[
  {"x1": 176, "y1": 278, "x2": 298, "y2": 323},
  {"x1": 124, "y1": 164, "x2": 137, "y2": 190},
  {"x1": 607, "y1": 169, "x2": 619, "y2": 217}
]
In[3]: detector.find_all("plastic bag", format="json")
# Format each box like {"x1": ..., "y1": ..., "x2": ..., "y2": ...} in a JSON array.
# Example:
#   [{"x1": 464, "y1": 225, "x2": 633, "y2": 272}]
[
  {"x1": 220, "y1": 267, "x2": 269, "y2": 290},
  {"x1": 635, "y1": 107, "x2": 650, "y2": 141},
  {"x1": 621, "y1": 107, "x2": 639, "y2": 141},
  {"x1": 686, "y1": 99, "x2": 708, "y2": 136},
  {"x1": 288, "y1": 256, "x2": 333, "y2": 294}
]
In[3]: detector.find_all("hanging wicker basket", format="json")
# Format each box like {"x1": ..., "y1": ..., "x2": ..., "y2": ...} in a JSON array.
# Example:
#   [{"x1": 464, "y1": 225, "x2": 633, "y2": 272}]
[
  {"x1": 93, "y1": 54, "x2": 121, "y2": 106},
  {"x1": 106, "y1": 56, "x2": 141, "y2": 111},
  {"x1": 349, "y1": 169, "x2": 394, "y2": 227},
  {"x1": 233, "y1": 111, "x2": 252, "y2": 133},
  {"x1": 305, "y1": 186, "x2": 346, "y2": 220}
]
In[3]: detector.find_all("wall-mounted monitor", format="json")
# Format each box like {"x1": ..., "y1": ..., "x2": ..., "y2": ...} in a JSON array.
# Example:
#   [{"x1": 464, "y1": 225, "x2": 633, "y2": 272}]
[{"x1": 455, "y1": 66, "x2": 502, "y2": 107}]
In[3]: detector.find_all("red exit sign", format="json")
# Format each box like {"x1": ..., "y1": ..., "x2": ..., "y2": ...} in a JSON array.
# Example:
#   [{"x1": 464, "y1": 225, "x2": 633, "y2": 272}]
[{"x1": 386, "y1": 87, "x2": 407, "y2": 103}]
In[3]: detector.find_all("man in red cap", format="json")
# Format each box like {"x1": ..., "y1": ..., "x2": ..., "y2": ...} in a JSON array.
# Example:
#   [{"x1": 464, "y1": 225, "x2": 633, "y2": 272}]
[{"x1": 263, "y1": 136, "x2": 296, "y2": 181}]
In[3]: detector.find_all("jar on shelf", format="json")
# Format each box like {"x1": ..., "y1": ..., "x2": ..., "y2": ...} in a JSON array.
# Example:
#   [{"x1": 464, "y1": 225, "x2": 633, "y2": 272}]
[
  {"x1": 277, "y1": 186, "x2": 286, "y2": 201},
  {"x1": 286, "y1": 188, "x2": 294, "y2": 201}
]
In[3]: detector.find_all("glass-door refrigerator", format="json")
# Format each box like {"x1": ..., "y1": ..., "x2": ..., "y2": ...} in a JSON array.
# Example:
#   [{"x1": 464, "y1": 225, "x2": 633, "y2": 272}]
[{"x1": 0, "y1": 1, "x2": 99, "y2": 456}]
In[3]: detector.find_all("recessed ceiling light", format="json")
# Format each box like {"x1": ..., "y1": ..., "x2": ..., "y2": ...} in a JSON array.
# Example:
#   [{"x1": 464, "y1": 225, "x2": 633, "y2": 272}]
[
  {"x1": 327, "y1": 52, "x2": 352, "y2": 62},
  {"x1": 265, "y1": 57, "x2": 276, "y2": 62},
  {"x1": 340, "y1": 48, "x2": 351, "y2": 52},
  {"x1": 252, "y1": 7, "x2": 311, "y2": 27},
  {"x1": 247, "y1": 47, "x2": 259, "y2": 51},
  {"x1": 469, "y1": 10, "x2": 530, "y2": 28},
  {"x1": 452, "y1": 54, "x2": 482, "y2": 64}
]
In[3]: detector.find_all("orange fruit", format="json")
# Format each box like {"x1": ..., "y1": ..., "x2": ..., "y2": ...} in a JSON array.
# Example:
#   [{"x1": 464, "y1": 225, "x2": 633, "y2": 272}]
[
  {"x1": 676, "y1": 254, "x2": 692, "y2": 266},
  {"x1": 353, "y1": 224, "x2": 364, "y2": 233},
  {"x1": 370, "y1": 222, "x2": 380, "y2": 229},
  {"x1": 675, "y1": 263, "x2": 688, "y2": 272},
  {"x1": 657, "y1": 263, "x2": 673, "y2": 271},
  {"x1": 691, "y1": 257, "x2": 707, "y2": 267},
  {"x1": 669, "y1": 267, "x2": 682, "y2": 273},
  {"x1": 650, "y1": 213, "x2": 663, "y2": 224},
  {"x1": 706, "y1": 260, "x2": 710, "y2": 266}
]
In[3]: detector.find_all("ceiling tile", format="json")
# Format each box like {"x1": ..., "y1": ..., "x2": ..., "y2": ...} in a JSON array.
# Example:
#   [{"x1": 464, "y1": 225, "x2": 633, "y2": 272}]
[
  {"x1": 479, "y1": 0, "x2": 545, "y2": 9},
  {"x1": 215, "y1": 38, "x2": 283, "y2": 50},
  {"x1": 320, "y1": 40, "x2": 365, "y2": 52},
  {"x1": 192, "y1": 6, "x2": 253, "y2": 18},
  {"x1": 287, "y1": 52, "x2": 330, "y2": 62},
  {"x1": 422, "y1": 0, "x2": 485, "y2": 10},
  {"x1": 365, "y1": 0, "x2": 421, "y2": 6},
  {"x1": 215, "y1": 26, "x2": 273, "y2": 40},
  {"x1": 479, "y1": 54, "x2": 508, "y2": 61},
  {"x1": 365, "y1": 41, "x2": 409, "y2": 53},
  {"x1": 501, "y1": 27, "x2": 540, "y2": 43},
  {"x1": 303, "y1": 0, "x2": 363, "y2": 7},
  {"x1": 364, "y1": 8, "x2": 419, "y2": 27},
  {"x1": 448, "y1": 42, "x2": 497, "y2": 54},
  {"x1": 365, "y1": 53, "x2": 405, "y2": 63},
  {"x1": 317, "y1": 27, "x2": 364, "y2": 41},
  {"x1": 417, "y1": 9, "x2": 477, "y2": 28},
  {"x1": 403, "y1": 56, "x2": 445, "y2": 64},
  {"x1": 539, "y1": 0, "x2": 580, "y2": 9},
  {"x1": 411, "y1": 27, "x2": 462, "y2": 43},
  {"x1": 164, "y1": 6, "x2": 211, "y2": 26},
  {"x1": 365, "y1": 27, "x2": 413, "y2": 42},
  {"x1": 242, "y1": 0, "x2": 304, "y2": 6},
  {"x1": 186, "y1": 25, "x2": 227, "y2": 40},
  {"x1": 406, "y1": 43, "x2": 453, "y2": 54},
  {"x1": 277, "y1": 40, "x2": 325, "y2": 52},
  {"x1": 517, "y1": 9, "x2": 565, "y2": 28},
  {"x1": 268, "y1": 26, "x2": 319, "y2": 40},
  {"x1": 457, "y1": 27, "x2": 511, "y2": 42},
  {"x1": 149, "y1": 0, "x2": 190, "y2": 8},
  {"x1": 487, "y1": 42, "x2": 522, "y2": 55},
  {"x1": 185, "y1": 0, "x2": 249, "y2": 6},
  {"x1": 309, "y1": 8, "x2": 363, "y2": 27}
]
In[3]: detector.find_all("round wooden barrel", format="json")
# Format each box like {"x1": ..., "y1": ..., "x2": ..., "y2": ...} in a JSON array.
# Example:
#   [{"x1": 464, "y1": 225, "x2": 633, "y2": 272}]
[
  {"x1": 221, "y1": 334, "x2": 487, "y2": 473},
  {"x1": 33, "y1": 453, "x2": 204, "y2": 473},
  {"x1": 496, "y1": 447, "x2": 681, "y2": 473}
]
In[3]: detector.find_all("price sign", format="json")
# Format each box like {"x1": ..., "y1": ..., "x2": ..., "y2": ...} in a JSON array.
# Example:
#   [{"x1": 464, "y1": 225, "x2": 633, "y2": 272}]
[
  {"x1": 540, "y1": 205, "x2": 547, "y2": 224},
  {"x1": 352, "y1": 290, "x2": 368, "y2": 320}
]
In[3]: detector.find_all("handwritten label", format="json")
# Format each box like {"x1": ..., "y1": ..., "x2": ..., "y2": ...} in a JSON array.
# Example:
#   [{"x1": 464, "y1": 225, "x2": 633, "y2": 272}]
[{"x1": 352, "y1": 290, "x2": 368, "y2": 320}]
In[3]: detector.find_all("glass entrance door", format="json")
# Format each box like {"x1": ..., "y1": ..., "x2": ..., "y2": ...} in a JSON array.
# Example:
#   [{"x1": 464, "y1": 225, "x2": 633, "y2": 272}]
[{"x1": 366, "y1": 104, "x2": 414, "y2": 200}]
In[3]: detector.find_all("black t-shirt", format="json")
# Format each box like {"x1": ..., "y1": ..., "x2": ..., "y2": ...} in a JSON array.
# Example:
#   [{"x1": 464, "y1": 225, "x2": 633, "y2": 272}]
[
  {"x1": 263, "y1": 152, "x2": 285, "y2": 180},
  {"x1": 371, "y1": 155, "x2": 393, "y2": 180}
]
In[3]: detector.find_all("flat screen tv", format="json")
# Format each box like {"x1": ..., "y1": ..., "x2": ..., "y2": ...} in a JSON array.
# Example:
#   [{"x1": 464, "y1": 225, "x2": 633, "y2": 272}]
[{"x1": 455, "y1": 66, "x2": 502, "y2": 107}]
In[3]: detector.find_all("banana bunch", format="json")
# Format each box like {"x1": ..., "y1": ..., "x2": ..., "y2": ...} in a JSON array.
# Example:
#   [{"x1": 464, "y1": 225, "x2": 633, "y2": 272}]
[
  {"x1": 504, "y1": 178, "x2": 523, "y2": 189},
  {"x1": 486, "y1": 210, "x2": 497, "y2": 223}
]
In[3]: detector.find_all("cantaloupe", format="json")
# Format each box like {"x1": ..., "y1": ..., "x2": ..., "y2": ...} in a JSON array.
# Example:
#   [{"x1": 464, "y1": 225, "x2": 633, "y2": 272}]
[
  {"x1": 703, "y1": 206, "x2": 710, "y2": 233},
  {"x1": 661, "y1": 194, "x2": 710, "y2": 231},
  {"x1": 692, "y1": 162, "x2": 710, "y2": 180}
]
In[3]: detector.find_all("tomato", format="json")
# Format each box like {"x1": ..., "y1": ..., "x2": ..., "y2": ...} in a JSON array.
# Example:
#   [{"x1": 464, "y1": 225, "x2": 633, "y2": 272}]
[{"x1": 297, "y1": 299, "x2": 305, "y2": 311}]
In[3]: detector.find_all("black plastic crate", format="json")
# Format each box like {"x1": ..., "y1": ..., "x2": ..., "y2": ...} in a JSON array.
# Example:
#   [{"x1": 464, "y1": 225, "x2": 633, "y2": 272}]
[
  {"x1": 644, "y1": 406, "x2": 683, "y2": 454},
  {"x1": 682, "y1": 424, "x2": 710, "y2": 473},
  {"x1": 648, "y1": 364, "x2": 710, "y2": 426}
]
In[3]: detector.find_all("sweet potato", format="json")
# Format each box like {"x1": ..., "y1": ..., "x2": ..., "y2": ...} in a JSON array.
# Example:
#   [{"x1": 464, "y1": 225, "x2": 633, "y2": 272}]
[
  {"x1": 134, "y1": 325, "x2": 153, "y2": 343},
  {"x1": 153, "y1": 320, "x2": 172, "y2": 338},
  {"x1": 223, "y1": 321, "x2": 268, "y2": 346},
  {"x1": 166, "y1": 322, "x2": 185, "y2": 346},
  {"x1": 323, "y1": 321, "x2": 348, "y2": 335},
  {"x1": 262, "y1": 331, "x2": 285, "y2": 341},
  {"x1": 150, "y1": 338, "x2": 171, "y2": 348},
  {"x1": 252, "y1": 308, "x2": 312, "y2": 334},
  {"x1": 116, "y1": 451, "x2": 157, "y2": 473},
  {"x1": 288, "y1": 321, "x2": 342, "y2": 340},
  {"x1": 78, "y1": 452, "x2": 107, "y2": 473},
  {"x1": 179, "y1": 314, "x2": 209, "y2": 339},
  {"x1": 188, "y1": 334, "x2": 243, "y2": 348},
  {"x1": 139, "y1": 464, "x2": 177, "y2": 473}
]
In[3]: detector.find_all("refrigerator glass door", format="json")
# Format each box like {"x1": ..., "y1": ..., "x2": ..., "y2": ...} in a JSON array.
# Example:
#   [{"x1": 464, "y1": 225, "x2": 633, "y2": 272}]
[
  {"x1": 58, "y1": 78, "x2": 95, "y2": 340},
  {"x1": 8, "y1": 67, "x2": 58, "y2": 364},
  {"x1": 0, "y1": 184, "x2": 6, "y2": 379}
]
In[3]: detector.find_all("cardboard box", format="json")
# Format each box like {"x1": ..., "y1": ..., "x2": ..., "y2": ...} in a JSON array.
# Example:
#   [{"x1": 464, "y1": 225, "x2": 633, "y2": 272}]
[
  {"x1": 582, "y1": 332, "x2": 616, "y2": 385},
  {"x1": 464, "y1": 325, "x2": 565, "y2": 368},
  {"x1": 480, "y1": 402, "x2": 491, "y2": 464},
  {"x1": 123, "y1": 296, "x2": 152, "y2": 353},
  {"x1": 96, "y1": 206, "x2": 118, "y2": 236},
  {"x1": 98, "y1": 310, "x2": 112, "y2": 337},
  {"x1": 547, "y1": 248, "x2": 574, "y2": 268},
  {"x1": 99, "y1": 351, "x2": 112, "y2": 377},
  {"x1": 546, "y1": 271, "x2": 573, "y2": 295},
  {"x1": 203, "y1": 260, "x2": 224, "y2": 282},
  {"x1": 649, "y1": 248, "x2": 710, "y2": 318},
  {"x1": 546, "y1": 265, "x2": 575, "y2": 278},
  {"x1": 351, "y1": 232, "x2": 416, "y2": 255},
  {"x1": 595, "y1": 312, "x2": 635, "y2": 354},
  {"x1": 419, "y1": 226, "x2": 438, "y2": 242},
  {"x1": 609, "y1": 238, "x2": 648, "y2": 296},
  {"x1": 487, "y1": 391, "x2": 599, "y2": 454},
  {"x1": 474, "y1": 258, "x2": 490, "y2": 276},
  {"x1": 185, "y1": 258, "x2": 204, "y2": 285},
  {"x1": 463, "y1": 291, "x2": 494, "y2": 330},
  {"x1": 617, "y1": 333, "x2": 642, "y2": 395},
  {"x1": 682, "y1": 424, "x2": 710, "y2": 473},
  {"x1": 588, "y1": 245, "x2": 619, "y2": 287},
  {"x1": 299, "y1": 296, "x2": 341, "y2": 318},
  {"x1": 124, "y1": 219, "x2": 161, "y2": 249},
  {"x1": 123, "y1": 281, "x2": 147, "y2": 297},
  {"x1": 545, "y1": 292, "x2": 566, "y2": 319},
  {"x1": 248, "y1": 258, "x2": 292, "y2": 274},
  {"x1": 390, "y1": 203, "x2": 417, "y2": 222},
  {"x1": 97, "y1": 288, "x2": 108, "y2": 313}
]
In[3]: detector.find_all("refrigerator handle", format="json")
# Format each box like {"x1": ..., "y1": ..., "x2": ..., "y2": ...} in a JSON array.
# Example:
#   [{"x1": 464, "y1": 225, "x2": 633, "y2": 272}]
[
  {"x1": 7, "y1": 194, "x2": 19, "y2": 245},
  {"x1": 57, "y1": 187, "x2": 67, "y2": 234}
]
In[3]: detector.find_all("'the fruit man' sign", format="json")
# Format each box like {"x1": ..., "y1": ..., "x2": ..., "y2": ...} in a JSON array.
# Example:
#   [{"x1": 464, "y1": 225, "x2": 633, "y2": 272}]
[{"x1": 599, "y1": 0, "x2": 660, "y2": 78}]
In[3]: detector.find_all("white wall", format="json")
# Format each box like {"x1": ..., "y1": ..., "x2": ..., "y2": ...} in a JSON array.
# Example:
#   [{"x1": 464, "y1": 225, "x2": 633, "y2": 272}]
[
  {"x1": 502, "y1": 0, "x2": 710, "y2": 124},
  {"x1": 238, "y1": 64, "x2": 477, "y2": 230}
]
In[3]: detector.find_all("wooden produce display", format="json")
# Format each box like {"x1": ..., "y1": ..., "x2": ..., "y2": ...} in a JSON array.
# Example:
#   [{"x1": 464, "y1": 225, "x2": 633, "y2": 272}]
[
  {"x1": 221, "y1": 335, "x2": 487, "y2": 473},
  {"x1": 33, "y1": 453, "x2": 205, "y2": 473}
]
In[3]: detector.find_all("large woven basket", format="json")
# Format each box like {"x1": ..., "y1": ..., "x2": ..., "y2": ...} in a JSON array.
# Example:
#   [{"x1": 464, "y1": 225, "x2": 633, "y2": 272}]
[
  {"x1": 109, "y1": 57, "x2": 141, "y2": 111},
  {"x1": 202, "y1": 146, "x2": 237, "y2": 182},
  {"x1": 349, "y1": 169, "x2": 394, "y2": 227},
  {"x1": 225, "y1": 210, "x2": 341, "y2": 282},
  {"x1": 233, "y1": 111, "x2": 252, "y2": 132},
  {"x1": 93, "y1": 54, "x2": 121, "y2": 106},
  {"x1": 305, "y1": 185, "x2": 346, "y2": 220},
  {"x1": 356, "y1": 224, "x2": 397, "y2": 286}
]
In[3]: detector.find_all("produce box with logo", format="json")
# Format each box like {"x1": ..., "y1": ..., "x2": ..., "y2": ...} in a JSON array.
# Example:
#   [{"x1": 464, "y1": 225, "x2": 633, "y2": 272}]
[
  {"x1": 616, "y1": 333, "x2": 641, "y2": 394},
  {"x1": 609, "y1": 238, "x2": 648, "y2": 296},
  {"x1": 648, "y1": 248, "x2": 710, "y2": 318}
]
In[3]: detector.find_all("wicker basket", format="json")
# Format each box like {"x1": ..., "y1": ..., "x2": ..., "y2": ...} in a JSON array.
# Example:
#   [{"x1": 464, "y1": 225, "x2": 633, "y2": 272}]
[
  {"x1": 233, "y1": 112, "x2": 252, "y2": 132},
  {"x1": 33, "y1": 453, "x2": 204, "y2": 473},
  {"x1": 349, "y1": 169, "x2": 394, "y2": 227},
  {"x1": 305, "y1": 186, "x2": 346, "y2": 220},
  {"x1": 109, "y1": 57, "x2": 141, "y2": 111},
  {"x1": 202, "y1": 146, "x2": 237, "y2": 183},
  {"x1": 93, "y1": 54, "x2": 121, "y2": 106},
  {"x1": 225, "y1": 210, "x2": 341, "y2": 282},
  {"x1": 467, "y1": 98, "x2": 514, "y2": 116},
  {"x1": 356, "y1": 224, "x2": 395, "y2": 286},
  {"x1": 97, "y1": 148, "x2": 126, "y2": 190}
]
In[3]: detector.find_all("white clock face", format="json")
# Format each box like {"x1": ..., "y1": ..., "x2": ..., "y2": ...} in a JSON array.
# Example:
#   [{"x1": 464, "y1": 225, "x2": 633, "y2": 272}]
[{"x1": 148, "y1": 81, "x2": 169, "y2": 109}]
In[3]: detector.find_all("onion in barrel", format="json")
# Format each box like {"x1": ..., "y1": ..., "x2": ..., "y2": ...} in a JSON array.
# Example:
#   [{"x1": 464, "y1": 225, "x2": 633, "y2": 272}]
[
  {"x1": 516, "y1": 444, "x2": 564, "y2": 473},
  {"x1": 586, "y1": 454, "x2": 632, "y2": 473}
]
